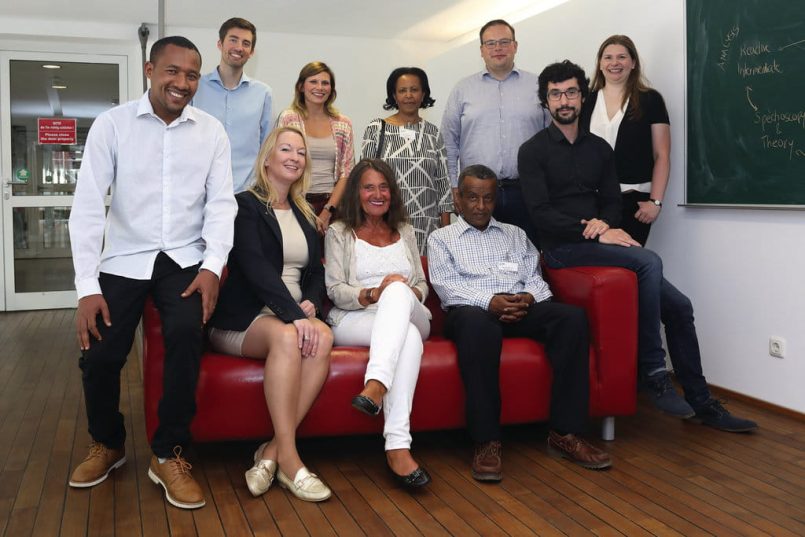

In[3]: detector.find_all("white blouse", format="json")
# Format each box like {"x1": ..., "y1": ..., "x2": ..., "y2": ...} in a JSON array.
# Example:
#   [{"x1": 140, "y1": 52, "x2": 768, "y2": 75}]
[{"x1": 589, "y1": 90, "x2": 650, "y2": 193}]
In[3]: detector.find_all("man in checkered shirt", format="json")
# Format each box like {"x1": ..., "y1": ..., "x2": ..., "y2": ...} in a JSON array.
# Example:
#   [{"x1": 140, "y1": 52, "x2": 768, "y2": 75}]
[{"x1": 427, "y1": 164, "x2": 611, "y2": 482}]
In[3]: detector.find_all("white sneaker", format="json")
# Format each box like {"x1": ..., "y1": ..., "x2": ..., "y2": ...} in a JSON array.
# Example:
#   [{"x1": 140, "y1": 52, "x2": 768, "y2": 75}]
[
  {"x1": 276, "y1": 466, "x2": 332, "y2": 502},
  {"x1": 244, "y1": 442, "x2": 277, "y2": 497}
]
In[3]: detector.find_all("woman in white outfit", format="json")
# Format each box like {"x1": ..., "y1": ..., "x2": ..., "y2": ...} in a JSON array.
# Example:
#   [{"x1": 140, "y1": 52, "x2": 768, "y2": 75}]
[{"x1": 325, "y1": 158, "x2": 432, "y2": 489}]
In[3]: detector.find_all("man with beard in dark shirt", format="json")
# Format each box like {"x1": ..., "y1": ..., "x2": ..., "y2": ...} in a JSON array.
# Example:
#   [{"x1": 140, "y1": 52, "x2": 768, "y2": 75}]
[{"x1": 519, "y1": 60, "x2": 757, "y2": 433}]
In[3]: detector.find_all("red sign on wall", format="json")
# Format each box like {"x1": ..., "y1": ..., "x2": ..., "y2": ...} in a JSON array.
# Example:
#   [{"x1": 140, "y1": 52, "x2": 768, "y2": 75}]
[{"x1": 38, "y1": 118, "x2": 77, "y2": 145}]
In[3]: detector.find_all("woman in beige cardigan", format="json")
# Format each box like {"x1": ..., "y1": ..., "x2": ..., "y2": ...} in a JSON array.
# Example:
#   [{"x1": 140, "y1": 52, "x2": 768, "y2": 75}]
[
  {"x1": 324, "y1": 159, "x2": 431, "y2": 490},
  {"x1": 277, "y1": 61, "x2": 355, "y2": 232}
]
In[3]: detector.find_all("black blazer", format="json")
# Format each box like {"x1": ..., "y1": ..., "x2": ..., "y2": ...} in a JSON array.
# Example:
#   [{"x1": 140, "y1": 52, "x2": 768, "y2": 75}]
[
  {"x1": 210, "y1": 191, "x2": 324, "y2": 331},
  {"x1": 580, "y1": 89, "x2": 670, "y2": 185}
]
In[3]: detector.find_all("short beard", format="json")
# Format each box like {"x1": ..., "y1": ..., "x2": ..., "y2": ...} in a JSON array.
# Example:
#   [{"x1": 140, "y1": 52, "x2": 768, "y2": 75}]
[{"x1": 552, "y1": 107, "x2": 578, "y2": 125}]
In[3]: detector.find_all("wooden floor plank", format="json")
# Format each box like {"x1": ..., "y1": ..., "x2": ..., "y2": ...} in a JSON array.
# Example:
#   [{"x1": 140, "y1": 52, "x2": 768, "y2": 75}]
[
  {"x1": 194, "y1": 445, "x2": 246, "y2": 537},
  {"x1": 359, "y1": 457, "x2": 452, "y2": 537},
  {"x1": 338, "y1": 459, "x2": 421, "y2": 536},
  {"x1": 114, "y1": 346, "x2": 146, "y2": 537},
  {"x1": 30, "y1": 338, "x2": 83, "y2": 536},
  {"x1": 645, "y1": 432, "x2": 805, "y2": 527},
  {"x1": 2, "y1": 308, "x2": 805, "y2": 537},
  {"x1": 418, "y1": 447, "x2": 538, "y2": 536},
  {"x1": 425, "y1": 438, "x2": 573, "y2": 537},
  {"x1": 505, "y1": 437, "x2": 681, "y2": 536},
  {"x1": 223, "y1": 454, "x2": 284, "y2": 537}
]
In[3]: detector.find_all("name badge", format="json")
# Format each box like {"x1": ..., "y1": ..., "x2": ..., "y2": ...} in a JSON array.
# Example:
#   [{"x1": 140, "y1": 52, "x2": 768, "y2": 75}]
[
  {"x1": 498, "y1": 261, "x2": 518, "y2": 273},
  {"x1": 399, "y1": 126, "x2": 416, "y2": 141}
]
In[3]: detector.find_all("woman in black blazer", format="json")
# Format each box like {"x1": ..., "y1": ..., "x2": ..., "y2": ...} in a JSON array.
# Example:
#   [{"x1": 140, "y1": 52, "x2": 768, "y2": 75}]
[{"x1": 208, "y1": 126, "x2": 333, "y2": 502}]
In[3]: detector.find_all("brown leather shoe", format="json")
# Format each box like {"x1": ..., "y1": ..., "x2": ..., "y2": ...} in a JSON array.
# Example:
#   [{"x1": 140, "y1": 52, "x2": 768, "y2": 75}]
[
  {"x1": 472, "y1": 440, "x2": 502, "y2": 481},
  {"x1": 147, "y1": 447, "x2": 206, "y2": 509},
  {"x1": 69, "y1": 441, "x2": 126, "y2": 488},
  {"x1": 547, "y1": 431, "x2": 612, "y2": 470}
]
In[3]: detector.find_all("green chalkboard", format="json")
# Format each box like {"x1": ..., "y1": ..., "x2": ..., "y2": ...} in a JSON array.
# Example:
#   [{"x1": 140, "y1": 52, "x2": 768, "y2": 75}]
[{"x1": 686, "y1": 0, "x2": 805, "y2": 206}]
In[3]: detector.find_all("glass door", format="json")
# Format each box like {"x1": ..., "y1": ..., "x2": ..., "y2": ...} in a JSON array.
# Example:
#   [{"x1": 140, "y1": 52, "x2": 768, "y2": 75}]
[{"x1": 1, "y1": 52, "x2": 126, "y2": 310}]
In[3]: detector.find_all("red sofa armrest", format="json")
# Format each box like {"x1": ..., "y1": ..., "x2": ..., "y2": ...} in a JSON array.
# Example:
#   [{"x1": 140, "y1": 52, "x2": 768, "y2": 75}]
[{"x1": 543, "y1": 265, "x2": 638, "y2": 416}]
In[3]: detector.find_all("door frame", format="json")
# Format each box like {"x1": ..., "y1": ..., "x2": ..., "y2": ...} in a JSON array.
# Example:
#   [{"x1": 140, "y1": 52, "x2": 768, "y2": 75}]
[{"x1": 0, "y1": 50, "x2": 128, "y2": 310}]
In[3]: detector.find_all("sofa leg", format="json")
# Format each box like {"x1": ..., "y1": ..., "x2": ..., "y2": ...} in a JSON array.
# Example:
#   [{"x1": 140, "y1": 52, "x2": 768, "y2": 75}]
[{"x1": 601, "y1": 417, "x2": 615, "y2": 441}]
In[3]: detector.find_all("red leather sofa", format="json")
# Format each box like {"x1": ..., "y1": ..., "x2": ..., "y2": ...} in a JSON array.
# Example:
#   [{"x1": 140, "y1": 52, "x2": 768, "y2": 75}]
[{"x1": 142, "y1": 262, "x2": 637, "y2": 443}]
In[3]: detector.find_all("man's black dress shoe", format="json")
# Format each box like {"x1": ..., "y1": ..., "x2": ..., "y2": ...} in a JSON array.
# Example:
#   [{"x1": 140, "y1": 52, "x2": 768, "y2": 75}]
[
  {"x1": 389, "y1": 465, "x2": 431, "y2": 489},
  {"x1": 351, "y1": 395, "x2": 381, "y2": 416}
]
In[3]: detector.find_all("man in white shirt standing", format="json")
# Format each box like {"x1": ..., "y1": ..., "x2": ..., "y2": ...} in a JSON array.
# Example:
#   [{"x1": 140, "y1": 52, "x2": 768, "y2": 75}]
[
  {"x1": 67, "y1": 36, "x2": 237, "y2": 510},
  {"x1": 193, "y1": 17, "x2": 272, "y2": 193}
]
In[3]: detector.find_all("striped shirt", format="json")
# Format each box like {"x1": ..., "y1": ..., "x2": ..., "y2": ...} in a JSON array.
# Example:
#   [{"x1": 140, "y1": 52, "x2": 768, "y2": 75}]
[
  {"x1": 427, "y1": 216, "x2": 552, "y2": 310},
  {"x1": 440, "y1": 67, "x2": 551, "y2": 187},
  {"x1": 361, "y1": 118, "x2": 453, "y2": 254}
]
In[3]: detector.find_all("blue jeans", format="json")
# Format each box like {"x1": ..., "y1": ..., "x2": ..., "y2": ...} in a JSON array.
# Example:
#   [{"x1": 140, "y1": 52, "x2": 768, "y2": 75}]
[{"x1": 543, "y1": 242, "x2": 710, "y2": 406}]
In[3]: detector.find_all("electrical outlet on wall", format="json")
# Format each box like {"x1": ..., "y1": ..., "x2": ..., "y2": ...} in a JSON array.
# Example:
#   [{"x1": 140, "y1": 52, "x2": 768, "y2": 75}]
[{"x1": 769, "y1": 336, "x2": 786, "y2": 359}]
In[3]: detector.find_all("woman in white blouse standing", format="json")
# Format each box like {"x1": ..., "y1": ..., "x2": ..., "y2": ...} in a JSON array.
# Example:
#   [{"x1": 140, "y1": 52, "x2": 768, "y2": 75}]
[{"x1": 581, "y1": 35, "x2": 671, "y2": 246}]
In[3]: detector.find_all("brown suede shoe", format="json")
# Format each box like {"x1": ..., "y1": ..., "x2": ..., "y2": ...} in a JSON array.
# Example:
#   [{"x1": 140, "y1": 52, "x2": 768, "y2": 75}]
[
  {"x1": 547, "y1": 431, "x2": 612, "y2": 470},
  {"x1": 147, "y1": 447, "x2": 206, "y2": 509},
  {"x1": 472, "y1": 440, "x2": 502, "y2": 481},
  {"x1": 69, "y1": 441, "x2": 126, "y2": 488}
]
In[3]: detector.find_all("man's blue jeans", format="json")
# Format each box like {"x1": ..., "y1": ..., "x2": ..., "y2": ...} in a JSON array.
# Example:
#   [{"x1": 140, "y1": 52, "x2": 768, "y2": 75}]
[{"x1": 543, "y1": 242, "x2": 711, "y2": 406}]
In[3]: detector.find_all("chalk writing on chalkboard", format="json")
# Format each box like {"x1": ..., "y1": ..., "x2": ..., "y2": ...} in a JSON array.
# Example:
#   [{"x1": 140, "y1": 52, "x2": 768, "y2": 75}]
[{"x1": 687, "y1": 0, "x2": 805, "y2": 206}]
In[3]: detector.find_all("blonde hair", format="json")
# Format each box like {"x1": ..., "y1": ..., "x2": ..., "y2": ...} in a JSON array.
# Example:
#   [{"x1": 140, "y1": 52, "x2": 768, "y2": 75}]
[
  {"x1": 291, "y1": 61, "x2": 339, "y2": 119},
  {"x1": 248, "y1": 126, "x2": 317, "y2": 226}
]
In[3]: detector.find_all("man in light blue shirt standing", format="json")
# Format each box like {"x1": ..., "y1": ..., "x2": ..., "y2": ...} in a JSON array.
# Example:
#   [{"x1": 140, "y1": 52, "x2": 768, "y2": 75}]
[
  {"x1": 441, "y1": 19, "x2": 550, "y2": 247},
  {"x1": 193, "y1": 17, "x2": 272, "y2": 193}
]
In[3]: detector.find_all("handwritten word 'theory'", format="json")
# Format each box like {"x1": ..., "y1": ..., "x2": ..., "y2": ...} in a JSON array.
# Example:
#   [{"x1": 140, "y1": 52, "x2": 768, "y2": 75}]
[{"x1": 760, "y1": 135, "x2": 795, "y2": 160}]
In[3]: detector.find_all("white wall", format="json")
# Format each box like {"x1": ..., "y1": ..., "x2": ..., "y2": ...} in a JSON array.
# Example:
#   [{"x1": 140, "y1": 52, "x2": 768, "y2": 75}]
[
  {"x1": 167, "y1": 25, "x2": 445, "y2": 142},
  {"x1": 426, "y1": 0, "x2": 804, "y2": 413},
  {"x1": 0, "y1": 17, "x2": 444, "y2": 142},
  {"x1": 2, "y1": 0, "x2": 802, "y2": 413}
]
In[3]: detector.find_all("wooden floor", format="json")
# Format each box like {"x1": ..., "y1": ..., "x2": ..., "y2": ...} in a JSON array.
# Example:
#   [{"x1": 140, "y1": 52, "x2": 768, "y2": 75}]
[{"x1": 1, "y1": 309, "x2": 804, "y2": 536}]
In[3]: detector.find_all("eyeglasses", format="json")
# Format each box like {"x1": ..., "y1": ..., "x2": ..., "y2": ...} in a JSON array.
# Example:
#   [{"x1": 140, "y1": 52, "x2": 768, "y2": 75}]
[
  {"x1": 547, "y1": 88, "x2": 581, "y2": 101},
  {"x1": 482, "y1": 38, "x2": 514, "y2": 49}
]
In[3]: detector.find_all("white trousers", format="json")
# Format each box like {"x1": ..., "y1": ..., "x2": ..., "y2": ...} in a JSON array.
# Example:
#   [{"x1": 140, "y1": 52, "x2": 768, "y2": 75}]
[{"x1": 331, "y1": 282, "x2": 430, "y2": 450}]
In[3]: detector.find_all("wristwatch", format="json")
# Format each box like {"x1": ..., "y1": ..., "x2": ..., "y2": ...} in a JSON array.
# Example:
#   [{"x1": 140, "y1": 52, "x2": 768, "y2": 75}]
[
  {"x1": 324, "y1": 204, "x2": 336, "y2": 213},
  {"x1": 649, "y1": 198, "x2": 663, "y2": 207}
]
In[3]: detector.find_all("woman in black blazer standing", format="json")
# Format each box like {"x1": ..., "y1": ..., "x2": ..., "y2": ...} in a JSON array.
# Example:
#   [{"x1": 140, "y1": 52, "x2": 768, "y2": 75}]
[
  {"x1": 208, "y1": 126, "x2": 333, "y2": 502},
  {"x1": 581, "y1": 35, "x2": 671, "y2": 246}
]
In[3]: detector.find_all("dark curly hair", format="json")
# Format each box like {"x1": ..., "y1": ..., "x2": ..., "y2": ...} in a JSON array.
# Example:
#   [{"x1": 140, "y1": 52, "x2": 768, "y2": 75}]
[
  {"x1": 336, "y1": 159, "x2": 409, "y2": 231},
  {"x1": 537, "y1": 60, "x2": 590, "y2": 108},
  {"x1": 383, "y1": 67, "x2": 436, "y2": 111}
]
